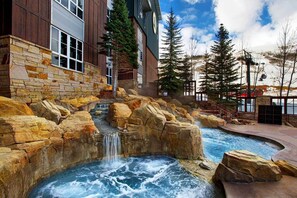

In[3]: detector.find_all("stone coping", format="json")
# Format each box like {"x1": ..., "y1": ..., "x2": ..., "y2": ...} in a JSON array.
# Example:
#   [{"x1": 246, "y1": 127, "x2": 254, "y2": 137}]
[{"x1": 221, "y1": 123, "x2": 297, "y2": 198}]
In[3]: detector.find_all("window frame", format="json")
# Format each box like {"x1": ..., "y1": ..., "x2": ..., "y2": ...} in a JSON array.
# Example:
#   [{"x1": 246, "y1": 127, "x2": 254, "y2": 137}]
[
  {"x1": 51, "y1": 26, "x2": 84, "y2": 73},
  {"x1": 55, "y1": 0, "x2": 84, "y2": 20}
]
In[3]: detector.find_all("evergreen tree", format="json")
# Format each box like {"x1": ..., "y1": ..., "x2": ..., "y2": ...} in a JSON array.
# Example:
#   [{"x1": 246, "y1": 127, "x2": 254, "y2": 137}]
[
  {"x1": 99, "y1": 0, "x2": 138, "y2": 97},
  {"x1": 199, "y1": 51, "x2": 212, "y2": 93},
  {"x1": 159, "y1": 8, "x2": 183, "y2": 96},
  {"x1": 209, "y1": 24, "x2": 240, "y2": 102},
  {"x1": 180, "y1": 55, "x2": 192, "y2": 82}
]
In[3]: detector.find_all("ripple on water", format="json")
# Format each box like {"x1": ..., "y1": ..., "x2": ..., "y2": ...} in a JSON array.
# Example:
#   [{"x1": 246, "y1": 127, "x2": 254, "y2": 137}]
[{"x1": 29, "y1": 156, "x2": 223, "y2": 198}]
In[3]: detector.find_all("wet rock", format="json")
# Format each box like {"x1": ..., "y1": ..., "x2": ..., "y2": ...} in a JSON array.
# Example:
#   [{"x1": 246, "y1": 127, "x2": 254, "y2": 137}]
[
  {"x1": 275, "y1": 160, "x2": 297, "y2": 177},
  {"x1": 214, "y1": 150, "x2": 282, "y2": 183},
  {"x1": 191, "y1": 109, "x2": 201, "y2": 120},
  {"x1": 0, "y1": 96, "x2": 34, "y2": 117},
  {"x1": 107, "y1": 103, "x2": 132, "y2": 128}
]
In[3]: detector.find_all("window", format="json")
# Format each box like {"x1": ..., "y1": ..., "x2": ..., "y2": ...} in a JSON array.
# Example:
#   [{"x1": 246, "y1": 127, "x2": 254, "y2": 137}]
[
  {"x1": 51, "y1": 26, "x2": 83, "y2": 72},
  {"x1": 55, "y1": 0, "x2": 84, "y2": 20}
]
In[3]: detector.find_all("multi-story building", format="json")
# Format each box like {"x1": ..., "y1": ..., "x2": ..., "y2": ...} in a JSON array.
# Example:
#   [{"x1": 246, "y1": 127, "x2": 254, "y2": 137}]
[{"x1": 0, "y1": 0, "x2": 161, "y2": 102}]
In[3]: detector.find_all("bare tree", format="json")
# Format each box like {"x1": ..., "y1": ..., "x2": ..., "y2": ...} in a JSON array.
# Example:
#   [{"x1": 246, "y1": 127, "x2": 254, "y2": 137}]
[
  {"x1": 287, "y1": 49, "x2": 297, "y2": 96},
  {"x1": 188, "y1": 34, "x2": 199, "y2": 80},
  {"x1": 276, "y1": 22, "x2": 296, "y2": 97}
]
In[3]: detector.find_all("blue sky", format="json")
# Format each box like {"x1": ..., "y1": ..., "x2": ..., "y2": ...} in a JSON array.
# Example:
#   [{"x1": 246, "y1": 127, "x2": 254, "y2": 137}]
[{"x1": 159, "y1": 0, "x2": 297, "y2": 55}]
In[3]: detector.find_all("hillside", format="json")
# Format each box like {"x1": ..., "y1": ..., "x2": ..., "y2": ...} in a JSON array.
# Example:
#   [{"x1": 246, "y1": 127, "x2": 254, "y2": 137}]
[{"x1": 193, "y1": 52, "x2": 297, "y2": 96}]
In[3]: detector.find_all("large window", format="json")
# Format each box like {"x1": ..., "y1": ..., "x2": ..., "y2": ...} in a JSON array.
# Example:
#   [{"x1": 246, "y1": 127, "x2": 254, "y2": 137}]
[
  {"x1": 55, "y1": 0, "x2": 84, "y2": 20},
  {"x1": 51, "y1": 26, "x2": 83, "y2": 72}
]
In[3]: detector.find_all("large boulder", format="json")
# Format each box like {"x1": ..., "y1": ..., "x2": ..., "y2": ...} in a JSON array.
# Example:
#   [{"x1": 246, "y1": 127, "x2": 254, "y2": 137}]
[
  {"x1": 162, "y1": 121, "x2": 204, "y2": 159},
  {"x1": 214, "y1": 150, "x2": 282, "y2": 183},
  {"x1": 107, "y1": 103, "x2": 132, "y2": 128},
  {"x1": 123, "y1": 104, "x2": 204, "y2": 159},
  {"x1": 0, "y1": 96, "x2": 34, "y2": 117},
  {"x1": 30, "y1": 100, "x2": 70, "y2": 124},
  {"x1": 198, "y1": 114, "x2": 226, "y2": 128},
  {"x1": 0, "y1": 116, "x2": 62, "y2": 146},
  {"x1": 59, "y1": 111, "x2": 98, "y2": 141},
  {"x1": 116, "y1": 87, "x2": 127, "y2": 98}
]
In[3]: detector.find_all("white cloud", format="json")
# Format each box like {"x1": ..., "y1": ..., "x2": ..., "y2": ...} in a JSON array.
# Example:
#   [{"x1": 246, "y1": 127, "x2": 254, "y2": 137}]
[
  {"x1": 213, "y1": 0, "x2": 297, "y2": 52},
  {"x1": 183, "y1": 0, "x2": 203, "y2": 5}
]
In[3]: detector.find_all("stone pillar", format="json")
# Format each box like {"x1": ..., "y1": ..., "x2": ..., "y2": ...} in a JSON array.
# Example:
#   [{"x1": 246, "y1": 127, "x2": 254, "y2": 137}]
[{"x1": 256, "y1": 96, "x2": 271, "y2": 114}]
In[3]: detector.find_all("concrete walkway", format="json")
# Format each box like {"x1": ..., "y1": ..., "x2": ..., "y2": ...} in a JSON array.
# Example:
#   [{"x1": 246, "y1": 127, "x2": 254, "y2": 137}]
[{"x1": 221, "y1": 123, "x2": 297, "y2": 198}]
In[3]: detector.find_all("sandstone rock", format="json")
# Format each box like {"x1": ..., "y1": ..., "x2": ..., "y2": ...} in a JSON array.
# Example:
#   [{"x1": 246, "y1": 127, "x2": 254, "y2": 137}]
[
  {"x1": 30, "y1": 100, "x2": 70, "y2": 124},
  {"x1": 275, "y1": 160, "x2": 297, "y2": 177},
  {"x1": 125, "y1": 99, "x2": 142, "y2": 111},
  {"x1": 61, "y1": 96, "x2": 100, "y2": 109},
  {"x1": 191, "y1": 109, "x2": 201, "y2": 119},
  {"x1": 107, "y1": 103, "x2": 132, "y2": 128},
  {"x1": 127, "y1": 89, "x2": 138, "y2": 95},
  {"x1": 155, "y1": 98, "x2": 168, "y2": 107},
  {"x1": 214, "y1": 150, "x2": 282, "y2": 183},
  {"x1": 162, "y1": 121, "x2": 203, "y2": 159},
  {"x1": 199, "y1": 114, "x2": 226, "y2": 128},
  {"x1": 0, "y1": 116, "x2": 62, "y2": 145},
  {"x1": 116, "y1": 87, "x2": 127, "y2": 98},
  {"x1": 161, "y1": 110, "x2": 176, "y2": 121},
  {"x1": 0, "y1": 96, "x2": 34, "y2": 117},
  {"x1": 59, "y1": 111, "x2": 99, "y2": 142}
]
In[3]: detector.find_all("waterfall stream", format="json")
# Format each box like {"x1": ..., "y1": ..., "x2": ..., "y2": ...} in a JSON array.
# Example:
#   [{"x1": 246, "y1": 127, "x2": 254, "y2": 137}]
[{"x1": 103, "y1": 132, "x2": 121, "y2": 162}]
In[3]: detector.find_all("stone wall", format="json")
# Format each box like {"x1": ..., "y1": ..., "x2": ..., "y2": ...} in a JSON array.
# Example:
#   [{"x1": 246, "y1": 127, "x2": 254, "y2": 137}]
[{"x1": 0, "y1": 35, "x2": 107, "y2": 103}]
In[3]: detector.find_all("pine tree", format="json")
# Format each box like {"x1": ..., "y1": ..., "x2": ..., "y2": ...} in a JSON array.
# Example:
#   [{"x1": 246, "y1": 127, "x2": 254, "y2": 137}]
[
  {"x1": 159, "y1": 8, "x2": 183, "y2": 96},
  {"x1": 180, "y1": 55, "x2": 192, "y2": 82},
  {"x1": 209, "y1": 24, "x2": 240, "y2": 103},
  {"x1": 99, "y1": 0, "x2": 138, "y2": 97},
  {"x1": 199, "y1": 51, "x2": 212, "y2": 93}
]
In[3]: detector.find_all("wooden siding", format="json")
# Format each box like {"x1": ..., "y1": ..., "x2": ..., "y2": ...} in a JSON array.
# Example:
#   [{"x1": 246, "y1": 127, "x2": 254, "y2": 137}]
[
  {"x1": 84, "y1": 0, "x2": 107, "y2": 72},
  {"x1": 11, "y1": 0, "x2": 51, "y2": 48},
  {"x1": 0, "y1": 0, "x2": 12, "y2": 36}
]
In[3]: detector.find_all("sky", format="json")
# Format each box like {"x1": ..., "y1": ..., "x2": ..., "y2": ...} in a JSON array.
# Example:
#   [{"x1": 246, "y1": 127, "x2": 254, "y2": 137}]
[{"x1": 159, "y1": 0, "x2": 297, "y2": 55}]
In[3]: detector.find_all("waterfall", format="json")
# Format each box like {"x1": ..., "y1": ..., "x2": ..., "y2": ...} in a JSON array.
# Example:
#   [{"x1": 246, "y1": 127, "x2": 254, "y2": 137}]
[{"x1": 103, "y1": 132, "x2": 121, "y2": 163}]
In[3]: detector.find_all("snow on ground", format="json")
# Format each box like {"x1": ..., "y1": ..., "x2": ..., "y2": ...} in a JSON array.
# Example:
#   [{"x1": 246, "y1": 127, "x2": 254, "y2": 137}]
[{"x1": 193, "y1": 52, "x2": 297, "y2": 96}]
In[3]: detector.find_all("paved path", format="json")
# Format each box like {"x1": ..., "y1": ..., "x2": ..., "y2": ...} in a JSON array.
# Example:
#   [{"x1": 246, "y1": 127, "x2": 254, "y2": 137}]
[{"x1": 221, "y1": 123, "x2": 297, "y2": 198}]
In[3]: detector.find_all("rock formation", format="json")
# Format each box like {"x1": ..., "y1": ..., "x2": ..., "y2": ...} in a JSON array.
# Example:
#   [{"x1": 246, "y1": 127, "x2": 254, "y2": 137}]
[
  {"x1": 214, "y1": 150, "x2": 282, "y2": 183},
  {"x1": 0, "y1": 96, "x2": 102, "y2": 198},
  {"x1": 116, "y1": 103, "x2": 204, "y2": 160}
]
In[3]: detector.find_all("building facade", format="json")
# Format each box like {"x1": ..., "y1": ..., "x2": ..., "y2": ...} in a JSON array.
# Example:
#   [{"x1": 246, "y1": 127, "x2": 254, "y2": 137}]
[
  {"x1": 0, "y1": 0, "x2": 160, "y2": 102},
  {"x1": 118, "y1": 0, "x2": 161, "y2": 95}
]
